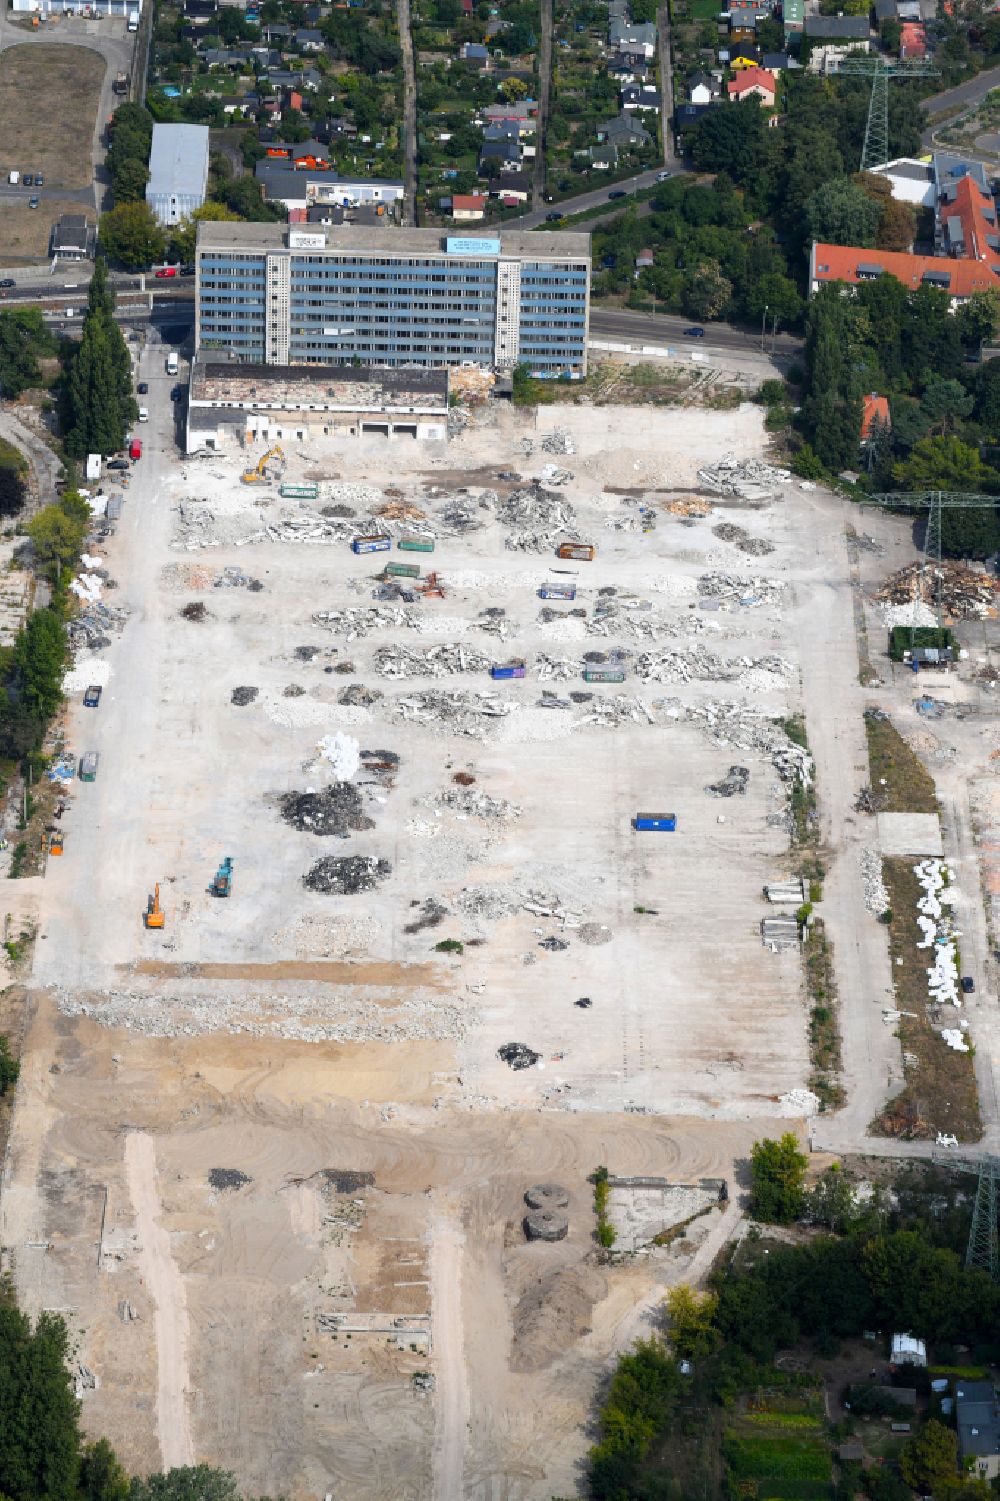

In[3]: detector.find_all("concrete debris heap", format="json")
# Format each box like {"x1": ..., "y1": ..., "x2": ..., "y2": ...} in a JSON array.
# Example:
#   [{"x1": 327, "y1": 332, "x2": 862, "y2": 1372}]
[
  {"x1": 432, "y1": 787, "x2": 522, "y2": 820},
  {"x1": 372, "y1": 643, "x2": 494, "y2": 678},
  {"x1": 314, "y1": 606, "x2": 421, "y2": 639},
  {"x1": 67, "y1": 602, "x2": 130, "y2": 651},
  {"x1": 540, "y1": 429, "x2": 576, "y2": 455},
  {"x1": 214, "y1": 567, "x2": 263, "y2": 591},
  {"x1": 496, "y1": 487, "x2": 578, "y2": 552},
  {"x1": 877, "y1": 561, "x2": 997, "y2": 620},
  {"x1": 634, "y1": 647, "x2": 789, "y2": 685},
  {"x1": 859, "y1": 846, "x2": 889, "y2": 915},
  {"x1": 498, "y1": 1041, "x2": 541, "y2": 1069},
  {"x1": 697, "y1": 572, "x2": 784, "y2": 607},
  {"x1": 712, "y1": 522, "x2": 774, "y2": 557},
  {"x1": 663, "y1": 496, "x2": 713, "y2": 517},
  {"x1": 914, "y1": 858, "x2": 961, "y2": 1008},
  {"x1": 706, "y1": 764, "x2": 749, "y2": 797},
  {"x1": 231, "y1": 686, "x2": 258, "y2": 705},
  {"x1": 390, "y1": 689, "x2": 513, "y2": 737},
  {"x1": 280, "y1": 784, "x2": 374, "y2": 837},
  {"x1": 697, "y1": 453, "x2": 790, "y2": 500},
  {"x1": 303, "y1": 856, "x2": 392, "y2": 894},
  {"x1": 524, "y1": 1210, "x2": 569, "y2": 1241}
]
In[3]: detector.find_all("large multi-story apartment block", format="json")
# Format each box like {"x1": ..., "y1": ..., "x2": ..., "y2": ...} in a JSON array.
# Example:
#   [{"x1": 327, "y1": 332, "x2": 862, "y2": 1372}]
[{"x1": 195, "y1": 222, "x2": 591, "y2": 378}]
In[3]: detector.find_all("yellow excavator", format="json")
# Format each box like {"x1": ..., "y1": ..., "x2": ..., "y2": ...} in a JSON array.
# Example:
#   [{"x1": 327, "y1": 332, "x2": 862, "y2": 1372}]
[
  {"x1": 144, "y1": 884, "x2": 165, "y2": 930},
  {"x1": 240, "y1": 445, "x2": 285, "y2": 484}
]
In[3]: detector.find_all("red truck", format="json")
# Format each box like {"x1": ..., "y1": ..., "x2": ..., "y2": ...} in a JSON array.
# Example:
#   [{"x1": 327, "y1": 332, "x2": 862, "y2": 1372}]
[{"x1": 129, "y1": 437, "x2": 142, "y2": 460}]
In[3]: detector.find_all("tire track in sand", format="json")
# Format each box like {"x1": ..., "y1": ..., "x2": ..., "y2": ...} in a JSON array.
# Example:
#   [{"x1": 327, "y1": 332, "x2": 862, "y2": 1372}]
[{"x1": 125, "y1": 1131, "x2": 195, "y2": 1469}]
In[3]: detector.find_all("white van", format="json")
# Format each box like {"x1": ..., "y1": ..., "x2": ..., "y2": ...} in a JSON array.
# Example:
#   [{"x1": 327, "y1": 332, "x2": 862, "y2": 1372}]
[
  {"x1": 138, "y1": 406, "x2": 149, "y2": 422},
  {"x1": 166, "y1": 350, "x2": 179, "y2": 375},
  {"x1": 127, "y1": 10, "x2": 139, "y2": 29},
  {"x1": 7, "y1": 170, "x2": 19, "y2": 186}
]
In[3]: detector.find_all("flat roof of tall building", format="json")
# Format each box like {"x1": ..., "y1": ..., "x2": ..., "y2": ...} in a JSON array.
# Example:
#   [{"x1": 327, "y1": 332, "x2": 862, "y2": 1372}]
[{"x1": 196, "y1": 221, "x2": 591, "y2": 258}]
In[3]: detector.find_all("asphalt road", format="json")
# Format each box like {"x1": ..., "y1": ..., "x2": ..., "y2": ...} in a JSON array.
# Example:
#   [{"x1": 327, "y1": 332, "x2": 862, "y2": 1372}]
[
  {"x1": 590, "y1": 306, "x2": 804, "y2": 357},
  {"x1": 509, "y1": 166, "x2": 677, "y2": 229}
]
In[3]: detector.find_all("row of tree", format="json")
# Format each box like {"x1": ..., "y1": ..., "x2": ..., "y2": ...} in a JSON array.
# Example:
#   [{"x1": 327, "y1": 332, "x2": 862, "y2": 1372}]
[{"x1": 62, "y1": 260, "x2": 137, "y2": 460}]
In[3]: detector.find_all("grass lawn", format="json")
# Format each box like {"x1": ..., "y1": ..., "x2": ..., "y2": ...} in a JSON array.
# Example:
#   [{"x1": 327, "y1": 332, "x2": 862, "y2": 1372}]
[
  {"x1": 864, "y1": 711, "x2": 938, "y2": 814},
  {"x1": 0, "y1": 44, "x2": 105, "y2": 189},
  {"x1": 873, "y1": 856, "x2": 982, "y2": 1142}
]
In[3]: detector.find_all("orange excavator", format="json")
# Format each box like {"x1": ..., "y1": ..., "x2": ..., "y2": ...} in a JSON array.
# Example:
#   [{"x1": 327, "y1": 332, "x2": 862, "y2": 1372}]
[{"x1": 144, "y1": 884, "x2": 165, "y2": 930}]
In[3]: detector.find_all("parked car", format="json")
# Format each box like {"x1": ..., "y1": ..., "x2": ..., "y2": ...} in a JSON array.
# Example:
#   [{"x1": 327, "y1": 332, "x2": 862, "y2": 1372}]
[
  {"x1": 22, "y1": 174, "x2": 32, "y2": 187},
  {"x1": 609, "y1": 189, "x2": 627, "y2": 200},
  {"x1": 137, "y1": 381, "x2": 148, "y2": 394},
  {"x1": 683, "y1": 326, "x2": 705, "y2": 338},
  {"x1": 138, "y1": 406, "x2": 149, "y2": 421},
  {"x1": 0, "y1": 278, "x2": 14, "y2": 289},
  {"x1": 170, "y1": 384, "x2": 183, "y2": 401},
  {"x1": 35, "y1": 174, "x2": 43, "y2": 187},
  {"x1": 656, "y1": 170, "x2": 671, "y2": 182},
  {"x1": 962, "y1": 976, "x2": 975, "y2": 994},
  {"x1": 155, "y1": 266, "x2": 178, "y2": 278},
  {"x1": 107, "y1": 458, "x2": 129, "y2": 470},
  {"x1": 83, "y1": 685, "x2": 102, "y2": 708},
  {"x1": 180, "y1": 264, "x2": 195, "y2": 276},
  {"x1": 28, "y1": 197, "x2": 39, "y2": 209},
  {"x1": 546, "y1": 211, "x2": 562, "y2": 221}
]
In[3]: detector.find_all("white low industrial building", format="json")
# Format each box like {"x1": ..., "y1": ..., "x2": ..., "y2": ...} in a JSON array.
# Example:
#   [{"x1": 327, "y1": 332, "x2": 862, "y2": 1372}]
[{"x1": 146, "y1": 123, "x2": 209, "y2": 227}]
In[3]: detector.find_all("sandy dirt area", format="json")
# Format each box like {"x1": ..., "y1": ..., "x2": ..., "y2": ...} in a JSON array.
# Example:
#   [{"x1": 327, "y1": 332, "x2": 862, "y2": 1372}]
[
  {"x1": 0, "y1": 349, "x2": 857, "y2": 1497},
  {"x1": 0, "y1": 44, "x2": 105, "y2": 188}
]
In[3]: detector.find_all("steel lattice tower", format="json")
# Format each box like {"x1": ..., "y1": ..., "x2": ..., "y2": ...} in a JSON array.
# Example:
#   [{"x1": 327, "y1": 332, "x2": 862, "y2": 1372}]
[
  {"x1": 832, "y1": 58, "x2": 938, "y2": 174},
  {"x1": 966, "y1": 1159, "x2": 1000, "y2": 1281}
]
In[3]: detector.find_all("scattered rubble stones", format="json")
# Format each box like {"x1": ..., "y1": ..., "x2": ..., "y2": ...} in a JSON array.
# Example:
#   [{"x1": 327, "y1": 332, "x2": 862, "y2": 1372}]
[
  {"x1": 706, "y1": 765, "x2": 750, "y2": 797},
  {"x1": 712, "y1": 522, "x2": 775, "y2": 556},
  {"x1": 338, "y1": 683, "x2": 383, "y2": 707},
  {"x1": 231, "y1": 686, "x2": 259, "y2": 706},
  {"x1": 498, "y1": 1041, "x2": 541, "y2": 1069},
  {"x1": 303, "y1": 856, "x2": 392, "y2": 895},
  {"x1": 525, "y1": 1183, "x2": 569, "y2": 1211},
  {"x1": 860, "y1": 847, "x2": 890, "y2": 915},
  {"x1": 181, "y1": 602, "x2": 209, "y2": 622}
]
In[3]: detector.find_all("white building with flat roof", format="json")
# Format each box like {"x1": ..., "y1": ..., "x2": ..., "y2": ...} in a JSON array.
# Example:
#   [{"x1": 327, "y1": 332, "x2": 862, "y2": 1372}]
[{"x1": 146, "y1": 123, "x2": 210, "y2": 226}]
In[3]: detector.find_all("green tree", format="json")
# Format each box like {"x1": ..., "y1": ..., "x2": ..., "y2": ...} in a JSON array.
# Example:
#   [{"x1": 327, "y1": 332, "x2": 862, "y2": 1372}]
[
  {"x1": 919, "y1": 376, "x2": 974, "y2": 436},
  {"x1": 168, "y1": 201, "x2": 240, "y2": 264},
  {"x1": 681, "y1": 260, "x2": 731, "y2": 320},
  {"x1": 0, "y1": 1035, "x2": 18, "y2": 1096},
  {"x1": 749, "y1": 1133, "x2": 808, "y2": 1223},
  {"x1": 893, "y1": 434, "x2": 990, "y2": 493},
  {"x1": 0, "y1": 308, "x2": 53, "y2": 400},
  {"x1": 98, "y1": 202, "x2": 166, "y2": 271},
  {"x1": 128, "y1": 1468, "x2": 243, "y2": 1501},
  {"x1": 807, "y1": 1163, "x2": 856, "y2": 1231},
  {"x1": 805, "y1": 176, "x2": 881, "y2": 248},
  {"x1": 956, "y1": 288, "x2": 1000, "y2": 352},
  {"x1": 13, "y1": 609, "x2": 66, "y2": 721},
  {"x1": 80, "y1": 1441, "x2": 130, "y2": 1501},
  {"x1": 975, "y1": 357, "x2": 1000, "y2": 432},
  {"x1": 27, "y1": 504, "x2": 87, "y2": 579},
  {"x1": 900, "y1": 1419, "x2": 959, "y2": 1494},
  {"x1": 110, "y1": 157, "x2": 149, "y2": 205},
  {"x1": 664, "y1": 1284, "x2": 718, "y2": 1360},
  {"x1": 689, "y1": 99, "x2": 767, "y2": 185},
  {"x1": 0, "y1": 467, "x2": 27, "y2": 519},
  {"x1": 0, "y1": 1305, "x2": 82, "y2": 1501}
]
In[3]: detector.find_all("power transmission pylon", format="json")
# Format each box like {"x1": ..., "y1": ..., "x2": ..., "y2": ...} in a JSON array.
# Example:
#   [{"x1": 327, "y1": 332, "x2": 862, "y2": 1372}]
[
  {"x1": 832, "y1": 58, "x2": 939, "y2": 174},
  {"x1": 931, "y1": 1151, "x2": 1000, "y2": 1279}
]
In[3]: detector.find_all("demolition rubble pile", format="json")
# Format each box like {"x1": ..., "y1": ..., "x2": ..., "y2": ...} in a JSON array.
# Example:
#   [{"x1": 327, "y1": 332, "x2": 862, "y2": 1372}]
[
  {"x1": 696, "y1": 572, "x2": 785, "y2": 607},
  {"x1": 57, "y1": 983, "x2": 466, "y2": 1044},
  {"x1": 389, "y1": 689, "x2": 513, "y2": 737},
  {"x1": 371, "y1": 642, "x2": 494, "y2": 678},
  {"x1": 697, "y1": 454, "x2": 790, "y2": 500},
  {"x1": 313, "y1": 606, "x2": 424, "y2": 638},
  {"x1": 663, "y1": 496, "x2": 712, "y2": 517},
  {"x1": 859, "y1": 846, "x2": 889, "y2": 915},
  {"x1": 303, "y1": 855, "x2": 392, "y2": 894},
  {"x1": 633, "y1": 647, "x2": 789, "y2": 685},
  {"x1": 279, "y1": 783, "x2": 374, "y2": 837},
  {"x1": 66, "y1": 602, "x2": 130, "y2": 652},
  {"x1": 540, "y1": 430, "x2": 576, "y2": 455},
  {"x1": 496, "y1": 487, "x2": 578, "y2": 551},
  {"x1": 914, "y1": 858, "x2": 962, "y2": 1011},
  {"x1": 712, "y1": 522, "x2": 775, "y2": 557},
  {"x1": 431, "y1": 787, "x2": 522, "y2": 821},
  {"x1": 665, "y1": 698, "x2": 813, "y2": 782},
  {"x1": 876, "y1": 561, "x2": 997, "y2": 621},
  {"x1": 706, "y1": 764, "x2": 749, "y2": 797}
]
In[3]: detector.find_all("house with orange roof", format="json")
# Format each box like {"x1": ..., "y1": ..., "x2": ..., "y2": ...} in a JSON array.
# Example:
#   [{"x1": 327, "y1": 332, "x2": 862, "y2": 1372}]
[
  {"x1": 726, "y1": 66, "x2": 776, "y2": 104},
  {"x1": 899, "y1": 21, "x2": 926, "y2": 56},
  {"x1": 809, "y1": 242, "x2": 1000, "y2": 304},
  {"x1": 861, "y1": 393, "x2": 891, "y2": 443}
]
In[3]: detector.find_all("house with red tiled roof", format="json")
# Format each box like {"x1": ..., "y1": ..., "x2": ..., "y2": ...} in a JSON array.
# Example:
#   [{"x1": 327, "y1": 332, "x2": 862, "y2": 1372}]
[
  {"x1": 900, "y1": 21, "x2": 926, "y2": 56},
  {"x1": 861, "y1": 393, "x2": 891, "y2": 442},
  {"x1": 940, "y1": 173, "x2": 1000, "y2": 261},
  {"x1": 809, "y1": 241, "x2": 1000, "y2": 303},
  {"x1": 726, "y1": 65, "x2": 775, "y2": 104},
  {"x1": 451, "y1": 193, "x2": 487, "y2": 221}
]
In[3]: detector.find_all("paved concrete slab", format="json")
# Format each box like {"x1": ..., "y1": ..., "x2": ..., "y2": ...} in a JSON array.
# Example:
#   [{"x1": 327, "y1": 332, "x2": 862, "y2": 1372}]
[{"x1": 877, "y1": 812, "x2": 943, "y2": 857}]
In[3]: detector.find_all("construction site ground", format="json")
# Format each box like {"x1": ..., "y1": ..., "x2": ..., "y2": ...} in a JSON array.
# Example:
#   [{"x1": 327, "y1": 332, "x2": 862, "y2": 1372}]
[{"x1": 5, "y1": 356, "x2": 987, "y2": 1497}]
